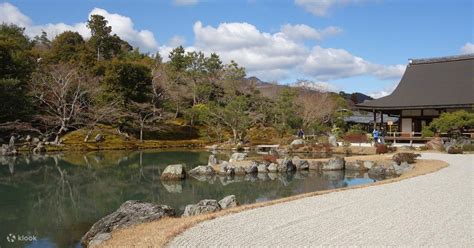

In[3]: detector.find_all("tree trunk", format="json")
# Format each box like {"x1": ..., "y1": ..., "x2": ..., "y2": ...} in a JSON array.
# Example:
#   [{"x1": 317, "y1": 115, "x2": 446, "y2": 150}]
[
  {"x1": 140, "y1": 124, "x2": 144, "y2": 142},
  {"x1": 84, "y1": 129, "x2": 93, "y2": 142},
  {"x1": 232, "y1": 128, "x2": 237, "y2": 143}
]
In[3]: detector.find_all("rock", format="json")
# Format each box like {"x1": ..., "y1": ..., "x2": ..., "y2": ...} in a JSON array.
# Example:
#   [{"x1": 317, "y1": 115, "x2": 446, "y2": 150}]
[
  {"x1": 206, "y1": 144, "x2": 218, "y2": 150},
  {"x1": 392, "y1": 161, "x2": 413, "y2": 176},
  {"x1": 218, "y1": 195, "x2": 239, "y2": 209},
  {"x1": 1, "y1": 144, "x2": 17, "y2": 156},
  {"x1": 245, "y1": 161, "x2": 258, "y2": 174},
  {"x1": 322, "y1": 157, "x2": 345, "y2": 170},
  {"x1": 290, "y1": 139, "x2": 305, "y2": 146},
  {"x1": 363, "y1": 161, "x2": 375, "y2": 170},
  {"x1": 224, "y1": 163, "x2": 236, "y2": 176},
  {"x1": 328, "y1": 135, "x2": 338, "y2": 147},
  {"x1": 292, "y1": 156, "x2": 309, "y2": 170},
  {"x1": 426, "y1": 137, "x2": 444, "y2": 151},
  {"x1": 257, "y1": 162, "x2": 268, "y2": 173},
  {"x1": 208, "y1": 154, "x2": 218, "y2": 166},
  {"x1": 189, "y1": 165, "x2": 215, "y2": 175},
  {"x1": 392, "y1": 153, "x2": 420, "y2": 165},
  {"x1": 368, "y1": 164, "x2": 387, "y2": 179},
  {"x1": 95, "y1": 134, "x2": 104, "y2": 142},
  {"x1": 218, "y1": 161, "x2": 229, "y2": 175},
  {"x1": 309, "y1": 161, "x2": 323, "y2": 171},
  {"x1": 229, "y1": 152, "x2": 247, "y2": 162},
  {"x1": 278, "y1": 157, "x2": 296, "y2": 173},
  {"x1": 160, "y1": 164, "x2": 186, "y2": 180},
  {"x1": 182, "y1": 199, "x2": 221, "y2": 217},
  {"x1": 345, "y1": 160, "x2": 373, "y2": 171},
  {"x1": 9, "y1": 135, "x2": 16, "y2": 147},
  {"x1": 81, "y1": 200, "x2": 175, "y2": 247},
  {"x1": 32, "y1": 142, "x2": 46, "y2": 154},
  {"x1": 25, "y1": 135, "x2": 32, "y2": 142},
  {"x1": 32, "y1": 137, "x2": 40, "y2": 144},
  {"x1": 234, "y1": 166, "x2": 246, "y2": 175},
  {"x1": 446, "y1": 145, "x2": 463, "y2": 154},
  {"x1": 267, "y1": 163, "x2": 278, "y2": 173},
  {"x1": 88, "y1": 233, "x2": 111, "y2": 248}
]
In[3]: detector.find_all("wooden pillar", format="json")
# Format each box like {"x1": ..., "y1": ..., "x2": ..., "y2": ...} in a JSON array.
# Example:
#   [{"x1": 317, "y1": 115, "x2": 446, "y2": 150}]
[
  {"x1": 380, "y1": 111, "x2": 383, "y2": 128},
  {"x1": 373, "y1": 109, "x2": 376, "y2": 129}
]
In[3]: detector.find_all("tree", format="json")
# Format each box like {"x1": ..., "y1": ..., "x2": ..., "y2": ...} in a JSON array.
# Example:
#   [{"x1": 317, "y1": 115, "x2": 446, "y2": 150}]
[
  {"x1": 273, "y1": 88, "x2": 299, "y2": 136},
  {"x1": 424, "y1": 110, "x2": 474, "y2": 136},
  {"x1": 295, "y1": 88, "x2": 337, "y2": 133},
  {"x1": 30, "y1": 64, "x2": 96, "y2": 143},
  {"x1": 47, "y1": 31, "x2": 85, "y2": 63},
  {"x1": 87, "y1": 15, "x2": 130, "y2": 60}
]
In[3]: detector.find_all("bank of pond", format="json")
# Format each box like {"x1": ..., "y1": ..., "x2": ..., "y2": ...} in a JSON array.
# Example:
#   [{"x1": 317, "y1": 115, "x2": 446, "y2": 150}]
[{"x1": 0, "y1": 150, "x2": 406, "y2": 247}]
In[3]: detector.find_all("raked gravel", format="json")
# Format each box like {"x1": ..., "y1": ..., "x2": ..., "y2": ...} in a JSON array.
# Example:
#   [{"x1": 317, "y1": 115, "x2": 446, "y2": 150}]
[{"x1": 168, "y1": 153, "x2": 473, "y2": 247}]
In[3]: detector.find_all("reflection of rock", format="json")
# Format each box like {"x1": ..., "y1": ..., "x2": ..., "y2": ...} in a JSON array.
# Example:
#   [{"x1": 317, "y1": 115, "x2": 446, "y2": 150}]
[
  {"x1": 189, "y1": 174, "x2": 215, "y2": 182},
  {"x1": 218, "y1": 195, "x2": 239, "y2": 209},
  {"x1": 81, "y1": 200, "x2": 175, "y2": 247},
  {"x1": 160, "y1": 164, "x2": 186, "y2": 181},
  {"x1": 161, "y1": 181, "x2": 183, "y2": 193},
  {"x1": 293, "y1": 171, "x2": 308, "y2": 180},
  {"x1": 268, "y1": 172, "x2": 278, "y2": 180},
  {"x1": 182, "y1": 199, "x2": 221, "y2": 217},
  {"x1": 229, "y1": 152, "x2": 247, "y2": 162},
  {"x1": 321, "y1": 170, "x2": 345, "y2": 181},
  {"x1": 244, "y1": 173, "x2": 258, "y2": 182},
  {"x1": 344, "y1": 170, "x2": 363, "y2": 178},
  {"x1": 257, "y1": 173, "x2": 269, "y2": 181},
  {"x1": 189, "y1": 165, "x2": 215, "y2": 176}
]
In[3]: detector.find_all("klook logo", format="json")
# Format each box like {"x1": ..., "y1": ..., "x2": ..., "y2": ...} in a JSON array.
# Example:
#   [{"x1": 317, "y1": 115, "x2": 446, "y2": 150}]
[{"x1": 5, "y1": 233, "x2": 37, "y2": 243}]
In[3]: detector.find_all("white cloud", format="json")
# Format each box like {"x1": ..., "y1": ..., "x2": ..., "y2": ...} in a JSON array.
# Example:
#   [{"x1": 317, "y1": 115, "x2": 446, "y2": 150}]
[
  {"x1": 173, "y1": 0, "x2": 198, "y2": 6},
  {"x1": 280, "y1": 24, "x2": 342, "y2": 41},
  {"x1": 460, "y1": 42, "x2": 474, "y2": 54},
  {"x1": 295, "y1": 0, "x2": 365, "y2": 16},
  {"x1": 291, "y1": 80, "x2": 340, "y2": 92},
  {"x1": 368, "y1": 82, "x2": 398, "y2": 99},
  {"x1": 0, "y1": 3, "x2": 158, "y2": 52}
]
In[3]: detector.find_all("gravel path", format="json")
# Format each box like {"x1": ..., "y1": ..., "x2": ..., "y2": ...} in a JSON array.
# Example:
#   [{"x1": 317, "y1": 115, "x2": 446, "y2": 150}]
[{"x1": 169, "y1": 153, "x2": 473, "y2": 247}]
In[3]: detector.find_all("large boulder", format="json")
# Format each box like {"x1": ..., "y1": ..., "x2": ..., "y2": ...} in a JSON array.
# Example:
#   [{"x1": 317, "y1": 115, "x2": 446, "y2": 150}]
[
  {"x1": 81, "y1": 200, "x2": 175, "y2": 247},
  {"x1": 290, "y1": 139, "x2": 305, "y2": 146},
  {"x1": 309, "y1": 161, "x2": 323, "y2": 171},
  {"x1": 292, "y1": 156, "x2": 309, "y2": 170},
  {"x1": 322, "y1": 157, "x2": 345, "y2": 170},
  {"x1": 189, "y1": 165, "x2": 215, "y2": 176},
  {"x1": 229, "y1": 152, "x2": 247, "y2": 162},
  {"x1": 426, "y1": 137, "x2": 444, "y2": 151},
  {"x1": 218, "y1": 195, "x2": 239, "y2": 209},
  {"x1": 392, "y1": 153, "x2": 420, "y2": 165},
  {"x1": 277, "y1": 157, "x2": 296, "y2": 173},
  {"x1": 257, "y1": 162, "x2": 268, "y2": 173},
  {"x1": 446, "y1": 145, "x2": 463, "y2": 154},
  {"x1": 392, "y1": 161, "x2": 413, "y2": 176},
  {"x1": 160, "y1": 164, "x2": 186, "y2": 180},
  {"x1": 95, "y1": 134, "x2": 105, "y2": 143},
  {"x1": 328, "y1": 135, "x2": 338, "y2": 147},
  {"x1": 345, "y1": 160, "x2": 374, "y2": 171},
  {"x1": 267, "y1": 163, "x2": 278, "y2": 173},
  {"x1": 182, "y1": 199, "x2": 221, "y2": 217},
  {"x1": 208, "y1": 154, "x2": 218, "y2": 166},
  {"x1": 234, "y1": 166, "x2": 246, "y2": 176},
  {"x1": 245, "y1": 162, "x2": 258, "y2": 174}
]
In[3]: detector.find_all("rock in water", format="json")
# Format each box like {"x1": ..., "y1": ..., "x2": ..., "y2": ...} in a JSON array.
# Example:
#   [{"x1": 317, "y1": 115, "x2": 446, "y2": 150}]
[
  {"x1": 322, "y1": 157, "x2": 345, "y2": 170},
  {"x1": 160, "y1": 164, "x2": 186, "y2": 180},
  {"x1": 81, "y1": 200, "x2": 175, "y2": 247},
  {"x1": 218, "y1": 195, "x2": 239, "y2": 209},
  {"x1": 32, "y1": 142, "x2": 46, "y2": 154},
  {"x1": 392, "y1": 153, "x2": 420, "y2": 165},
  {"x1": 257, "y1": 162, "x2": 268, "y2": 173},
  {"x1": 267, "y1": 163, "x2": 278, "y2": 173},
  {"x1": 182, "y1": 199, "x2": 221, "y2": 217},
  {"x1": 189, "y1": 165, "x2": 215, "y2": 175},
  {"x1": 278, "y1": 157, "x2": 296, "y2": 172},
  {"x1": 309, "y1": 161, "x2": 323, "y2": 171},
  {"x1": 208, "y1": 154, "x2": 218, "y2": 166},
  {"x1": 292, "y1": 156, "x2": 309, "y2": 170},
  {"x1": 328, "y1": 135, "x2": 338, "y2": 147},
  {"x1": 245, "y1": 161, "x2": 258, "y2": 174},
  {"x1": 229, "y1": 152, "x2": 247, "y2": 162}
]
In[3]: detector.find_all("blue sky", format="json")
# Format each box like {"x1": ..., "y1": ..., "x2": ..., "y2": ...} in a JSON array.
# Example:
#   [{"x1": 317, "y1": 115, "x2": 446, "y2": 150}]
[{"x1": 1, "y1": 0, "x2": 473, "y2": 97}]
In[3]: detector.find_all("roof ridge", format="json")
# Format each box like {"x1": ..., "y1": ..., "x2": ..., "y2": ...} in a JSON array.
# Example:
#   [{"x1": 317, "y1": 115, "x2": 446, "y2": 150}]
[{"x1": 409, "y1": 54, "x2": 474, "y2": 65}]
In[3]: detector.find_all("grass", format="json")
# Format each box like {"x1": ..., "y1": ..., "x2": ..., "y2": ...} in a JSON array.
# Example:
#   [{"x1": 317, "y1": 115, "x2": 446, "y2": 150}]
[{"x1": 101, "y1": 158, "x2": 448, "y2": 248}]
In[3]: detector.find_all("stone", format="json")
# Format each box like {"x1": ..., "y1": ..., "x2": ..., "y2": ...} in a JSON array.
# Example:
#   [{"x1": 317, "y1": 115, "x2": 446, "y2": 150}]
[
  {"x1": 160, "y1": 164, "x2": 186, "y2": 180},
  {"x1": 208, "y1": 154, "x2": 218, "y2": 166},
  {"x1": 218, "y1": 195, "x2": 239, "y2": 209},
  {"x1": 25, "y1": 135, "x2": 32, "y2": 142},
  {"x1": 189, "y1": 165, "x2": 215, "y2": 175},
  {"x1": 426, "y1": 137, "x2": 444, "y2": 151},
  {"x1": 32, "y1": 142, "x2": 46, "y2": 154},
  {"x1": 218, "y1": 161, "x2": 229, "y2": 175},
  {"x1": 309, "y1": 161, "x2": 323, "y2": 171},
  {"x1": 1, "y1": 144, "x2": 17, "y2": 156},
  {"x1": 446, "y1": 145, "x2": 463, "y2": 154},
  {"x1": 229, "y1": 152, "x2": 247, "y2": 162},
  {"x1": 292, "y1": 156, "x2": 309, "y2": 170},
  {"x1": 95, "y1": 134, "x2": 105, "y2": 142},
  {"x1": 81, "y1": 200, "x2": 175, "y2": 247},
  {"x1": 278, "y1": 157, "x2": 296, "y2": 173},
  {"x1": 368, "y1": 165, "x2": 386, "y2": 179},
  {"x1": 392, "y1": 153, "x2": 420, "y2": 165},
  {"x1": 290, "y1": 139, "x2": 305, "y2": 146},
  {"x1": 245, "y1": 161, "x2": 258, "y2": 174},
  {"x1": 267, "y1": 163, "x2": 278, "y2": 173},
  {"x1": 88, "y1": 233, "x2": 111, "y2": 248},
  {"x1": 234, "y1": 166, "x2": 246, "y2": 175},
  {"x1": 392, "y1": 161, "x2": 413, "y2": 176},
  {"x1": 328, "y1": 135, "x2": 338, "y2": 147},
  {"x1": 257, "y1": 162, "x2": 268, "y2": 173},
  {"x1": 322, "y1": 157, "x2": 345, "y2": 170},
  {"x1": 32, "y1": 137, "x2": 40, "y2": 144},
  {"x1": 224, "y1": 163, "x2": 236, "y2": 176},
  {"x1": 182, "y1": 199, "x2": 221, "y2": 217}
]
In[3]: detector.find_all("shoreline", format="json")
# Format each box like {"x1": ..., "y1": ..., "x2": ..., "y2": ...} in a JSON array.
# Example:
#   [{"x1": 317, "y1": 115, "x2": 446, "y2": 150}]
[{"x1": 100, "y1": 157, "x2": 448, "y2": 248}]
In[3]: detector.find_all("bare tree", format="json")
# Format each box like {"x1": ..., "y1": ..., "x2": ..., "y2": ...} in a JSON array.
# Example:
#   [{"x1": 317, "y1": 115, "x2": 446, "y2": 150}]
[
  {"x1": 130, "y1": 101, "x2": 158, "y2": 142},
  {"x1": 30, "y1": 64, "x2": 96, "y2": 144},
  {"x1": 295, "y1": 87, "x2": 337, "y2": 132}
]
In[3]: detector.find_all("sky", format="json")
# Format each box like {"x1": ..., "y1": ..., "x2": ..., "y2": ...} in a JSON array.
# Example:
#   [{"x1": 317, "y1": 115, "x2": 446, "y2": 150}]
[{"x1": 1, "y1": 0, "x2": 473, "y2": 98}]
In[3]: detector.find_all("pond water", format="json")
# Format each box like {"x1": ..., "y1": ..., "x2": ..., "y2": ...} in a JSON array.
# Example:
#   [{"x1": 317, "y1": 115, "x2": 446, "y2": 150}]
[{"x1": 0, "y1": 150, "x2": 377, "y2": 248}]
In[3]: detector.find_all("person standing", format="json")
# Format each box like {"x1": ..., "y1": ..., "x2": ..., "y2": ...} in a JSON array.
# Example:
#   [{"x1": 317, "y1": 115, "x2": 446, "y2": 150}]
[
  {"x1": 380, "y1": 127, "x2": 386, "y2": 144},
  {"x1": 372, "y1": 128, "x2": 379, "y2": 144}
]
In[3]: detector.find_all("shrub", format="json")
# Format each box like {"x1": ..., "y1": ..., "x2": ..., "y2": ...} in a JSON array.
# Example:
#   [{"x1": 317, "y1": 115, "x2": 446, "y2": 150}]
[
  {"x1": 263, "y1": 155, "x2": 278, "y2": 163},
  {"x1": 343, "y1": 133, "x2": 368, "y2": 143},
  {"x1": 462, "y1": 144, "x2": 474, "y2": 152},
  {"x1": 421, "y1": 127, "x2": 435, "y2": 138},
  {"x1": 375, "y1": 144, "x2": 388, "y2": 154}
]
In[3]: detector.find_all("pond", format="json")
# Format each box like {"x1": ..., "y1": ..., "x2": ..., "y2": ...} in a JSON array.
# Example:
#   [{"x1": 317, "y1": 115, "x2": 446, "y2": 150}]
[{"x1": 0, "y1": 150, "x2": 377, "y2": 247}]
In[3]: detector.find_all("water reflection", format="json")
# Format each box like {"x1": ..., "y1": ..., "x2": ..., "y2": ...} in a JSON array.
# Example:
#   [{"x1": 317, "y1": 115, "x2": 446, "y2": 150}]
[{"x1": 0, "y1": 150, "x2": 375, "y2": 248}]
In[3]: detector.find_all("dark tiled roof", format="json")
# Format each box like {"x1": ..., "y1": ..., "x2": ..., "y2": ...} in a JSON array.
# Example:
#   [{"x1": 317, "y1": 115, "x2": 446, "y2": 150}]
[{"x1": 357, "y1": 54, "x2": 474, "y2": 110}]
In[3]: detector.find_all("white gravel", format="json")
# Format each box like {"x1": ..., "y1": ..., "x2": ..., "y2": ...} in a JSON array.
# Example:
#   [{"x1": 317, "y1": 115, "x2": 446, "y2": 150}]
[{"x1": 168, "y1": 153, "x2": 473, "y2": 247}]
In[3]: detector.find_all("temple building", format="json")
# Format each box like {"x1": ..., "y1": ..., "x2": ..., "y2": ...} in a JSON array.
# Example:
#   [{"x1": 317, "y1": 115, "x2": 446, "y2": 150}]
[{"x1": 357, "y1": 54, "x2": 474, "y2": 141}]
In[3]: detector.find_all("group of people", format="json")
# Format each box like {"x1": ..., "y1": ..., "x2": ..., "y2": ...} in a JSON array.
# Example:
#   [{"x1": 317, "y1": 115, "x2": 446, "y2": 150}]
[{"x1": 372, "y1": 127, "x2": 387, "y2": 144}]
